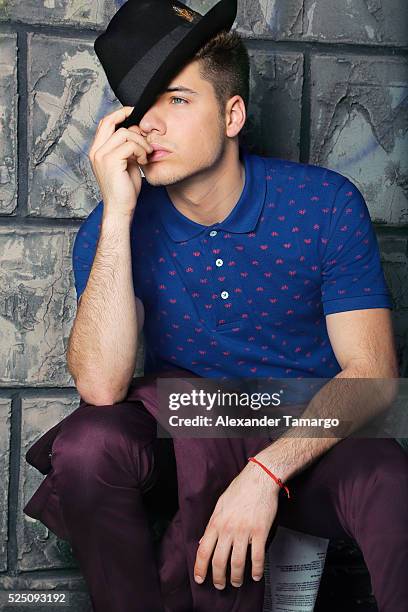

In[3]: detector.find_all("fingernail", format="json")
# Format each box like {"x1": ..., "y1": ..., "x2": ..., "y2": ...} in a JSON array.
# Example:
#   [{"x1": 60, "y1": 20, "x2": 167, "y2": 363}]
[
  {"x1": 214, "y1": 583, "x2": 225, "y2": 590},
  {"x1": 194, "y1": 575, "x2": 203, "y2": 584},
  {"x1": 253, "y1": 575, "x2": 262, "y2": 581},
  {"x1": 231, "y1": 581, "x2": 242, "y2": 588}
]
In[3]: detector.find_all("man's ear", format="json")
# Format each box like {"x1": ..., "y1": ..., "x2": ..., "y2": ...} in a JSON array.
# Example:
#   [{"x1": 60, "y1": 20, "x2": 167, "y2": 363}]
[{"x1": 225, "y1": 95, "x2": 246, "y2": 138}]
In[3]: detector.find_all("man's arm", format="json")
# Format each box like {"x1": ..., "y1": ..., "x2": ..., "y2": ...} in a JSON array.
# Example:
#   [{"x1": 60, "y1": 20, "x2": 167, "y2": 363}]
[
  {"x1": 193, "y1": 307, "x2": 400, "y2": 589},
  {"x1": 67, "y1": 106, "x2": 153, "y2": 407},
  {"x1": 253, "y1": 307, "x2": 399, "y2": 481},
  {"x1": 77, "y1": 292, "x2": 144, "y2": 334},
  {"x1": 67, "y1": 213, "x2": 142, "y2": 406}
]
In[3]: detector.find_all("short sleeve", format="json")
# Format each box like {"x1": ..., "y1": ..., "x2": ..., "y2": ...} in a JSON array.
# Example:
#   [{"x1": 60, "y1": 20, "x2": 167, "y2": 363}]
[
  {"x1": 72, "y1": 201, "x2": 103, "y2": 302},
  {"x1": 321, "y1": 178, "x2": 392, "y2": 315}
]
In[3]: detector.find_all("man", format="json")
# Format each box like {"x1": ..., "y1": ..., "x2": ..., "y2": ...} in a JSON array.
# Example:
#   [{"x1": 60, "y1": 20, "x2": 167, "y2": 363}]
[{"x1": 24, "y1": 22, "x2": 407, "y2": 612}]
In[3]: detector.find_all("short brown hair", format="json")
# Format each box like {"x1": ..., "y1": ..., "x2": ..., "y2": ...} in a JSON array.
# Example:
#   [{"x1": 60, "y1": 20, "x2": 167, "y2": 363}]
[{"x1": 192, "y1": 29, "x2": 250, "y2": 115}]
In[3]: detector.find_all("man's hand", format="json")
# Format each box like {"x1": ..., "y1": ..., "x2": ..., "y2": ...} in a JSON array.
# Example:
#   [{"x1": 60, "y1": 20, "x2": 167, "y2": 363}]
[
  {"x1": 193, "y1": 460, "x2": 280, "y2": 589},
  {"x1": 88, "y1": 106, "x2": 153, "y2": 220}
]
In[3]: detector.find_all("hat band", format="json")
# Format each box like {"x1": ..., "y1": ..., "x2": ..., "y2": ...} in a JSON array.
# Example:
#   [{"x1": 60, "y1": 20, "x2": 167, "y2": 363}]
[{"x1": 116, "y1": 23, "x2": 193, "y2": 106}]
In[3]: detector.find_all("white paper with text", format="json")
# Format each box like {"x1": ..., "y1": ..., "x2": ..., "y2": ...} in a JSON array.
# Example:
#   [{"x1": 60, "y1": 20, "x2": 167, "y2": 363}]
[{"x1": 263, "y1": 526, "x2": 329, "y2": 612}]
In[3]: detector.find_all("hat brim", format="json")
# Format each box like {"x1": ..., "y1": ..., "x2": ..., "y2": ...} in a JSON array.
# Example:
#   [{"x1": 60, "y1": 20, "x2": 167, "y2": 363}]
[{"x1": 115, "y1": 0, "x2": 237, "y2": 130}]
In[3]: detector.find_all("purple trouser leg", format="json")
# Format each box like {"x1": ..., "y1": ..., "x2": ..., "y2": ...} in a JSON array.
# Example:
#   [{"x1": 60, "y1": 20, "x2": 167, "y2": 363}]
[
  {"x1": 49, "y1": 398, "x2": 167, "y2": 612},
  {"x1": 165, "y1": 436, "x2": 408, "y2": 612},
  {"x1": 23, "y1": 372, "x2": 408, "y2": 612},
  {"x1": 275, "y1": 436, "x2": 408, "y2": 612}
]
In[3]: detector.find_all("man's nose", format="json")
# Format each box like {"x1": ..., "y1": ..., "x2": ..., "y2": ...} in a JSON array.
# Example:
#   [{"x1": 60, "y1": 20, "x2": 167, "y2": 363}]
[{"x1": 139, "y1": 103, "x2": 165, "y2": 134}]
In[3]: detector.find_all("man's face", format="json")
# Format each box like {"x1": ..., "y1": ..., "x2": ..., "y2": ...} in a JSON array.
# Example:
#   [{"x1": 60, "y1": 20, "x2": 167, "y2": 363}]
[{"x1": 137, "y1": 59, "x2": 226, "y2": 186}]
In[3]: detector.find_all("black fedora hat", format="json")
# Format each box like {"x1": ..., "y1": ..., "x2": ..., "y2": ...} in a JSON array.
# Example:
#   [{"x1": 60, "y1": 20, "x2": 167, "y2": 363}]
[{"x1": 94, "y1": 0, "x2": 238, "y2": 130}]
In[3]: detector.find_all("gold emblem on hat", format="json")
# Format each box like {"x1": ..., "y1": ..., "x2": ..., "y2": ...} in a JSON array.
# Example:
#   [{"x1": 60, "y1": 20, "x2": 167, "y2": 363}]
[{"x1": 172, "y1": 5, "x2": 195, "y2": 22}]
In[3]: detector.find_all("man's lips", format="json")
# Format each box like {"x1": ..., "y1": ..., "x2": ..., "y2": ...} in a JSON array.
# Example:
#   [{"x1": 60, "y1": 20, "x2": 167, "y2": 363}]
[{"x1": 147, "y1": 145, "x2": 171, "y2": 162}]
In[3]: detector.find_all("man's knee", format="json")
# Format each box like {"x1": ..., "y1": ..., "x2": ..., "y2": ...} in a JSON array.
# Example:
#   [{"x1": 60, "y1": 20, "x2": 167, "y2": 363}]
[
  {"x1": 361, "y1": 439, "x2": 408, "y2": 502},
  {"x1": 338, "y1": 438, "x2": 408, "y2": 483},
  {"x1": 327, "y1": 437, "x2": 408, "y2": 482},
  {"x1": 335, "y1": 439, "x2": 408, "y2": 532},
  {"x1": 50, "y1": 401, "x2": 157, "y2": 492}
]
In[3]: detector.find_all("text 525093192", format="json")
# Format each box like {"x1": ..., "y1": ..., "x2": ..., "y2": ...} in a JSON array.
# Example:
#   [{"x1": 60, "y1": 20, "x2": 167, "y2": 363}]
[{"x1": 1, "y1": 592, "x2": 70, "y2": 606}]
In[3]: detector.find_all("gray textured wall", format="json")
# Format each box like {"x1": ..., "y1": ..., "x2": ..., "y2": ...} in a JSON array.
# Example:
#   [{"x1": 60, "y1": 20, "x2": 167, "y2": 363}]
[{"x1": 0, "y1": 0, "x2": 407, "y2": 608}]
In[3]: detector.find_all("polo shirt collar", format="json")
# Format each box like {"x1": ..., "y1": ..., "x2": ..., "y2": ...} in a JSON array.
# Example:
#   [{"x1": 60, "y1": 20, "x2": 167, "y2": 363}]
[{"x1": 159, "y1": 145, "x2": 267, "y2": 242}]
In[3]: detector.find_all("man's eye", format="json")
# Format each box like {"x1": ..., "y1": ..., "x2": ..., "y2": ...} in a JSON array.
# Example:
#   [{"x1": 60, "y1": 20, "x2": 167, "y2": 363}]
[{"x1": 171, "y1": 97, "x2": 187, "y2": 104}]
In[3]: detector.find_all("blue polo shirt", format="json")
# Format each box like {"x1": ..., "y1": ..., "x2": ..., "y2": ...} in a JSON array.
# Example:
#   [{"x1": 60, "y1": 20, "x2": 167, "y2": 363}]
[{"x1": 72, "y1": 145, "x2": 392, "y2": 380}]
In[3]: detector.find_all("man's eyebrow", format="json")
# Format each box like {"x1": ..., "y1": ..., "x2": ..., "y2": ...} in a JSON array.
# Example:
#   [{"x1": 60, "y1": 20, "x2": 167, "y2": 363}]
[{"x1": 163, "y1": 86, "x2": 198, "y2": 95}]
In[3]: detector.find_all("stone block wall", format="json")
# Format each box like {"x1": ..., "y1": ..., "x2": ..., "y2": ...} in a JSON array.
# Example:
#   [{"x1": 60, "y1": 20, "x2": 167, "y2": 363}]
[{"x1": 0, "y1": 1, "x2": 407, "y2": 609}]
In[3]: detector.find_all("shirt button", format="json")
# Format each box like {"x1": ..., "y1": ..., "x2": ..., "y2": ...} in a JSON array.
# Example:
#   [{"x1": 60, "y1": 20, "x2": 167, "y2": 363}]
[
  {"x1": 221, "y1": 291, "x2": 229, "y2": 299},
  {"x1": 215, "y1": 258, "x2": 223, "y2": 267},
  {"x1": 209, "y1": 230, "x2": 218, "y2": 237}
]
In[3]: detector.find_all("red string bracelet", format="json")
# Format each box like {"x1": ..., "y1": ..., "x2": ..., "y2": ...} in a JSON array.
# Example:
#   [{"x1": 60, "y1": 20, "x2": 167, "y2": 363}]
[{"x1": 248, "y1": 456, "x2": 291, "y2": 499}]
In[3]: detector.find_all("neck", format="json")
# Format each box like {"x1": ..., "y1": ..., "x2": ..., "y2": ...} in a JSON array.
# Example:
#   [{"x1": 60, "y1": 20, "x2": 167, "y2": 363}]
[{"x1": 166, "y1": 144, "x2": 245, "y2": 227}]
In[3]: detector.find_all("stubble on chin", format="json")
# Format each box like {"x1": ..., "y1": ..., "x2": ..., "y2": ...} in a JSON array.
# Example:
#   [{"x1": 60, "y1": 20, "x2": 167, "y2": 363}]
[
  {"x1": 142, "y1": 134, "x2": 226, "y2": 188},
  {"x1": 142, "y1": 166, "x2": 188, "y2": 187}
]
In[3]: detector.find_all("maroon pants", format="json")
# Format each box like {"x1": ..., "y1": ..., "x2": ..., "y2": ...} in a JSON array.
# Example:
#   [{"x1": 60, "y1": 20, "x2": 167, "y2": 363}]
[{"x1": 23, "y1": 371, "x2": 408, "y2": 612}]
